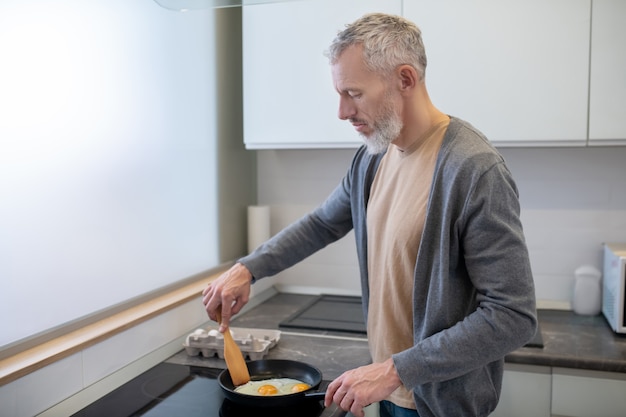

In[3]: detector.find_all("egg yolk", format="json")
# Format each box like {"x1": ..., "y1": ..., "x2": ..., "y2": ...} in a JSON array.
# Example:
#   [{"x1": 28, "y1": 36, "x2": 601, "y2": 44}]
[
  {"x1": 257, "y1": 384, "x2": 278, "y2": 396},
  {"x1": 290, "y1": 383, "x2": 310, "y2": 393}
]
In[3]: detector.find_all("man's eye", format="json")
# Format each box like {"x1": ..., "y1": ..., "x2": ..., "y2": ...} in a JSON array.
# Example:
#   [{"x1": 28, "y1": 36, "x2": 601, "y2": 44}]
[{"x1": 348, "y1": 92, "x2": 362, "y2": 99}]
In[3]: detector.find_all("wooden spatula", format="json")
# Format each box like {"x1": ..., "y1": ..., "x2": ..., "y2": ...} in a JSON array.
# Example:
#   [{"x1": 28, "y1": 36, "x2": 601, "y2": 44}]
[{"x1": 216, "y1": 309, "x2": 250, "y2": 386}]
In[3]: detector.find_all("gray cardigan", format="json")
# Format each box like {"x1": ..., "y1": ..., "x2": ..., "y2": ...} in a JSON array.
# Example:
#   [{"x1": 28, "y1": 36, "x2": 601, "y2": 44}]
[{"x1": 240, "y1": 117, "x2": 537, "y2": 417}]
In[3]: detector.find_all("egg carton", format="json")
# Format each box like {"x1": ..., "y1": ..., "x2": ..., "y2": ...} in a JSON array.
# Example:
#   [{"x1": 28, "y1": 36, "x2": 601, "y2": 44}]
[{"x1": 183, "y1": 327, "x2": 281, "y2": 361}]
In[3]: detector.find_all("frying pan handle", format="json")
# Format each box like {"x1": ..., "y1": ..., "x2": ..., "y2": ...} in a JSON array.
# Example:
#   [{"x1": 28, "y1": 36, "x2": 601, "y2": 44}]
[{"x1": 304, "y1": 391, "x2": 327, "y2": 401}]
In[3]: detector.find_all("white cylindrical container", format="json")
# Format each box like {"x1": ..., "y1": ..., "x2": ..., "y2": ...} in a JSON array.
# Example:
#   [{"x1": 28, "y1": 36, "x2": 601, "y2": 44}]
[
  {"x1": 572, "y1": 265, "x2": 602, "y2": 315},
  {"x1": 247, "y1": 205, "x2": 270, "y2": 253}
]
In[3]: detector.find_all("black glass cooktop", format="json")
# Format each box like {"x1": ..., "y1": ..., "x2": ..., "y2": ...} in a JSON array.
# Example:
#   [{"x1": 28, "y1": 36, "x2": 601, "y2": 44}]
[
  {"x1": 72, "y1": 362, "x2": 347, "y2": 417},
  {"x1": 279, "y1": 295, "x2": 366, "y2": 334}
]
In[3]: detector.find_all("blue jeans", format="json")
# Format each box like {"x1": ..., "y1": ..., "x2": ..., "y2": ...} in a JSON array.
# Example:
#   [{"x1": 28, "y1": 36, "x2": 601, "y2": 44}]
[{"x1": 379, "y1": 400, "x2": 419, "y2": 417}]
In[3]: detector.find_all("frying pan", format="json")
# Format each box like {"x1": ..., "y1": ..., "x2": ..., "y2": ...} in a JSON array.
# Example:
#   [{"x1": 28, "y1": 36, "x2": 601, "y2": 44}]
[{"x1": 218, "y1": 359, "x2": 327, "y2": 407}]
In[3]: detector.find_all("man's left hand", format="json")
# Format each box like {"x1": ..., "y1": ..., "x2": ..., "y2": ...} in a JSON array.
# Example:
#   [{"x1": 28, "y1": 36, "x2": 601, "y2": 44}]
[{"x1": 324, "y1": 358, "x2": 402, "y2": 417}]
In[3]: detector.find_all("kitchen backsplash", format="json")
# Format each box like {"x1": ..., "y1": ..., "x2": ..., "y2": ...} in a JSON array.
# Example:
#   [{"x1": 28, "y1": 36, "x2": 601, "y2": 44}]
[{"x1": 255, "y1": 146, "x2": 626, "y2": 308}]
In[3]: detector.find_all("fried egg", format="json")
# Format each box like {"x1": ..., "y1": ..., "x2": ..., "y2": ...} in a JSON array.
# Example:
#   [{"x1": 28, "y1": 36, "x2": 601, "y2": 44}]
[{"x1": 234, "y1": 378, "x2": 311, "y2": 396}]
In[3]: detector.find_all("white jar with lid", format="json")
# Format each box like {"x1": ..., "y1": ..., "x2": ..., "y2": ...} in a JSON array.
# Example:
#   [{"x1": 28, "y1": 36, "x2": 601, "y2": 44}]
[{"x1": 571, "y1": 265, "x2": 602, "y2": 315}]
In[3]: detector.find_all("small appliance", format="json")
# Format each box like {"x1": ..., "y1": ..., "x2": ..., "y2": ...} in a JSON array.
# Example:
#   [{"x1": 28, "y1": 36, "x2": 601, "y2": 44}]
[{"x1": 602, "y1": 242, "x2": 626, "y2": 333}]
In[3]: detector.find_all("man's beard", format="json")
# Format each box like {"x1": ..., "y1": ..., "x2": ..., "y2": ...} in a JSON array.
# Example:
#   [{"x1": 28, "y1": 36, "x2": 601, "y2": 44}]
[{"x1": 359, "y1": 95, "x2": 403, "y2": 155}]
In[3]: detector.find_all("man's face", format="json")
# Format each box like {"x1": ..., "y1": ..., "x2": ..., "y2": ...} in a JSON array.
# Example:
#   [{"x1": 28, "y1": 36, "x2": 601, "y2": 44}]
[{"x1": 331, "y1": 45, "x2": 402, "y2": 154}]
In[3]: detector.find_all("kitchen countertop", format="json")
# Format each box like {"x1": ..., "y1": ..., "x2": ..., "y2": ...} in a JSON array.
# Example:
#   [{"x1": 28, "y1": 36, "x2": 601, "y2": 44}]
[
  {"x1": 166, "y1": 293, "x2": 372, "y2": 380},
  {"x1": 506, "y1": 308, "x2": 626, "y2": 372},
  {"x1": 166, "y1": 292, "x2": 626, "y2": 376}
]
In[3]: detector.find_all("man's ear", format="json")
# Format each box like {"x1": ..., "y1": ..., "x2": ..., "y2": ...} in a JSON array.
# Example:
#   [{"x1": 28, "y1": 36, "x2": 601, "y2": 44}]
[{"x1": 397, "y1": 64, "x2": 419, "y2": 92}]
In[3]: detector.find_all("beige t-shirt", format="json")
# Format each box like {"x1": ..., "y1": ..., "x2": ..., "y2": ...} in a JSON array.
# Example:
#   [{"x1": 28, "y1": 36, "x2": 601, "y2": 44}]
[{"x1": 366, "y1": 118, "x2": 449, "y2": 409}]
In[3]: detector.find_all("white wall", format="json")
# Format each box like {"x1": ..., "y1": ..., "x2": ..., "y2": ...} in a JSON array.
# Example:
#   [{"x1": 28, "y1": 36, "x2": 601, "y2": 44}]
[
  {"x1": 0, "y1": 3, "x2": 255, "y2": 416},
  {"x1": 256, "y1": 146, "x2": 626, "y2": 307},
  {"x1": 0, "y1": 0, "x2": 219, "y2": 348}
]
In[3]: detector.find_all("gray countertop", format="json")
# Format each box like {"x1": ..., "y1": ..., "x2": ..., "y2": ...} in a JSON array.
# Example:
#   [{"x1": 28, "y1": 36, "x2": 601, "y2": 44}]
[
  {"x1": 166, "y1": 293, "x2": 372, "y2": 380},
  {"x1": 506, "y1": 308, "x2": 626, "y2": 372},
  {"x1": 166, "y1": 292, "x2": 626, "y2": 377}
]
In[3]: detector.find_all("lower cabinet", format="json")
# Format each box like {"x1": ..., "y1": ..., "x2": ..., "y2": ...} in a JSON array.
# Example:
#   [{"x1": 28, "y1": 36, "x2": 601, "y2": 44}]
[
  {"x1": 551, "y1": 368, "x2": 626, "y2": 417},
  {"x1": 491, "y1": 364, "x2": 552, "y2": 417},
  {"x1": 491, "y1": 364, "x2": 626, "y2": 417},
  {"x1": 357, "y1": 363, "x2": 626, "y2": 416}
]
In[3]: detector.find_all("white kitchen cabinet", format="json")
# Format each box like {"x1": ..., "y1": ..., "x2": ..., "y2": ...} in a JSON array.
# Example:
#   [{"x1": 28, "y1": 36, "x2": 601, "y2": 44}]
[
  {"x1": 588, "y1": 0, "x2": 626, "y2": 144},
  {"x1": 490, "y1": 364, "x2": 552, "y2": 417},
  {"x1": 242, "y1": 0, "x2": 401, "y2": 149},
  {"x1": 404, "y1": 0, "x2": 591, "y2": 146},
  {"x1": 551, "y1": 367, "x2": 626, "y2": 417}
]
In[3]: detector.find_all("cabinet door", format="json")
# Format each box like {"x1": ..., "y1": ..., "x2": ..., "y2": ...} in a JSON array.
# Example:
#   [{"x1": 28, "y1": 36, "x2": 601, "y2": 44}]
[
  {"x1": 404, "y1": 0, "x2": 590, "y2": 146},
  {"x1": 552, "y1": 368, "x2": 626, "y2": 417},
  {"x1": 588, "y1": 0, "x2": 626, "y2": 144},
  {"x1": 243, "y1": 0, "x2": 401, "y2": 149},
  {"x1": 490, "y1": 364, "x2": 551, "y2": 417}
]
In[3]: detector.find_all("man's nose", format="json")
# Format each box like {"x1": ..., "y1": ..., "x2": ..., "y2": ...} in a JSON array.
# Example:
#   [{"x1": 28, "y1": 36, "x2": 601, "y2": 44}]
[{"x1": 337, "y1": 97, "x2": 355, "y2": 120}]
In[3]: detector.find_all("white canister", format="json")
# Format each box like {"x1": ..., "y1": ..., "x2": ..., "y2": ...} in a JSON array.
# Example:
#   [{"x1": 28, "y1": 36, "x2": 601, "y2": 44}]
[{"x1": 571, "y1": 265, "x2": 602, "y2": 315}]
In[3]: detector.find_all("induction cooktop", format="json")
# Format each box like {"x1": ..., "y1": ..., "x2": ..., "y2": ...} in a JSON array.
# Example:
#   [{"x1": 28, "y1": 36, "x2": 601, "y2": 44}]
[
  {"x1": 71, "y1": 362, "x2": 348, "y2": 417},
  {"x1": 279, "y1": 295, "x2": 366, "y2": 334}
]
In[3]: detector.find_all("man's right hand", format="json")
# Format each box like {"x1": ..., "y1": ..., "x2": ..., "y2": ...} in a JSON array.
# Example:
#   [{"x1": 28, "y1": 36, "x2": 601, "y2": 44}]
[{"x1": 202, "y1": 262, "x2": 253, "y2": 332}]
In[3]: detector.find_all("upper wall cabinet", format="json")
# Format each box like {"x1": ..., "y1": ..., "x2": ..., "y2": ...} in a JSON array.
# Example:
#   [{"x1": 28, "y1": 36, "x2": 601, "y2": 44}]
[
  {"x1": 243, "y1": 0, "x2": 402, "y2": 149},
  {"x1": 404, "y1": 0, "x2": 591, "y2": 146},
  {"x1": 245, "y1": 0, "x2": 626, "y2": 149},
  {"x1": 588, "y1": 0, "x2": 626, "y2": 144}
]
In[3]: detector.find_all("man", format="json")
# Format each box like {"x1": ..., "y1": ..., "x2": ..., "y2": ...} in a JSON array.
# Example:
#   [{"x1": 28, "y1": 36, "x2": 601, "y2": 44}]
[{"x1": 203, "y1": 13, "x2": 537, "y2": 417}]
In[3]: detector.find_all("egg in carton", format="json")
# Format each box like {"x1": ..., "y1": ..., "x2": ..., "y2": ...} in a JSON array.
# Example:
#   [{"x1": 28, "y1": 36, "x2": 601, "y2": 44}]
[{"x1": 183, "y1": 327, "x2": 281, "y2": 360}]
